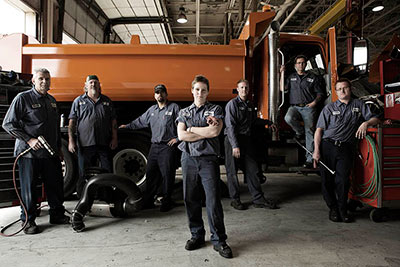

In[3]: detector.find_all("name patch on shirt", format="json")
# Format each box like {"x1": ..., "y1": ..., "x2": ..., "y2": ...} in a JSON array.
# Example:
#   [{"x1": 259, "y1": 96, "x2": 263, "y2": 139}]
[
  {"x1": 306, "y1": 78, "x2": 314, "y2": 83},
  {"x1": 239, "y1": 107, "x2": 245, "y2": 111},
  {"x1": 51, "y1": 103, "x2": 57, "y2": 108},
  {"x1": 79, "y1": 101, "x2": 86, "y2": 106},
  {"x1": 31, "y1": 104, "x2": 41, "y2": 108},
  {"x1": 352, "y1": 107, "x2": 360, "y2": 113},
  {"x1": 290, "y1": 78, "x2": 297, "y2": 81},
  {"x1": 332, "y1": 110, "x2": 340, "y2": 115},
  {"x1": 204, "y1": 111, "x2": 215, "y2": 117},
  {"x1": 165, "y1": 111, "x2": 173, "y2": 116},
  {"x1": 102, "y1": 102, "x2": 110, "y2": 106}
]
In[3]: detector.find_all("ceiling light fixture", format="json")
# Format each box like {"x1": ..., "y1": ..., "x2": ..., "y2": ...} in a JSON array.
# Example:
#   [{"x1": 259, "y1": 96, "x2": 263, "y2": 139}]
[
  {"x1": 372, "y1": 0, "x2": 384, "y2": 12},
  {"x1": 177, "y1": 7, "x2": 188, "y2": 24}
]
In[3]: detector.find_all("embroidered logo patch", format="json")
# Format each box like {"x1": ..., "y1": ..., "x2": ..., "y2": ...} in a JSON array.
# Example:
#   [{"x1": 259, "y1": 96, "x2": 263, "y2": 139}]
[
  {"x1": 352, "y1": 107, "x2": 360, "y2": 113},
  {"x1": 51, "y1": 103, "x2": 57, "y2": 108},
  {"x1": 78, "y1": 101, "x2": 86, "y2": 106},
  {"x1": 306, "y1": 78, "x2": 314, "y2": 83},
  {"x1": 165, "y1": 111, "x2": 173, "y2": 116},
  {"x1": 102, "y1": 102, "x2": 110, "y2": 106},
  {"x1": 204, "y1": 111, "x2": 215, "y2": 117},
  {"x1": 32, "y1": 104, "x2": 41, "y2": 108},
  {"x1": 332, "y1": 111, "x2": 340, "y2": 115}
]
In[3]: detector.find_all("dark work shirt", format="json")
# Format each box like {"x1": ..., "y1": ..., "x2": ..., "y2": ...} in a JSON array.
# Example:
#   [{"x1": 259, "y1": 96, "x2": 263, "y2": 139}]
[
  {"x1": 285, "y1": 71, "x2": 324, "y2": 105},
  {"x1": 176, "y1": 102, "x2": 223, "y2": 157},
  {"x1": 316, "y1": 98, "x2": 377, "y2": 143},
  {"x1": 2, "y1": 87, "x2": 61, "y2": 158},
  {"x1": 127, "y1": 102, "x2": 180, "y2": 144},
  {"x1": 224, "y1": 96, "x2": 271, "y2": 148},
  {"x1": 68, "y1": 93, "x2": 116, "y2": 147}
]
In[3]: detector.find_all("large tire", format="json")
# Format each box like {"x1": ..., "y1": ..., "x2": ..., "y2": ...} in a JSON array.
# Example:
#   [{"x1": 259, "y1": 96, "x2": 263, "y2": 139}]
[
  {"x1": 113, "y1": 136, "x2": 150, "y2": 191},
  {"x1": 61, "y1": 139, "x2": 78, "y2": 198}
]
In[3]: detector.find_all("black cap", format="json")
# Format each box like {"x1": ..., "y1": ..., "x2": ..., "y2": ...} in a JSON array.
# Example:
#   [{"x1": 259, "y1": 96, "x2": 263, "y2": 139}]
[
  {"x1": 86, "y1": 75, "x2": 99, "y2": 82},
  {"x1": 154, "y1": 84, "x2": 167, "y2": 93}
]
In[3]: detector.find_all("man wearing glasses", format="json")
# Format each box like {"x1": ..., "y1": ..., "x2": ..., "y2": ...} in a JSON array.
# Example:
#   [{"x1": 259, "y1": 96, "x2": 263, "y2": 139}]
[
  {"x1": 313, "y1": 78, "x2": 380, "y2": 223},
  {"x1": 280, "y1": 55, "x2": 325, "y2": 168}
]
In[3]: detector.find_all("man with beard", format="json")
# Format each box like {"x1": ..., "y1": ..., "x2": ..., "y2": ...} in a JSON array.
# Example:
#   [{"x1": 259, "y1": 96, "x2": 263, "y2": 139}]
[
  {"x1": 68, "y1": 75, "x2": 118, "y2": 197},
  {"x1": 119, "y1": 84, "x2": 180, "y2": 212}
]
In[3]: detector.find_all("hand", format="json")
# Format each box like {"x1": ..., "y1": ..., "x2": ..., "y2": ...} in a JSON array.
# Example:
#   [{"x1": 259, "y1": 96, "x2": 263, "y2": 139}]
[
  {"x1": 270, "y1": 124, "x2": 278, "y2": 132},
  {"x1": 306, "y1": 101, "x2": 317, "y2": 108},
  {"x1": 167, "y1": 138, "x2": 178, "y2": 146},
  {"x1": 313, "y1": 151, "x2": 320, "y2": 169},
  {"x1": 119, "y1": 124, "x2": 127, "y2": 129},
  {"x1": 355, "y1": 122, "x2": 368, "y2": 139},
  {"x1": 110, "y1": 137, "x2": 118, "y2": 150},
  {"x1": 206, "y1": 116, "x2": 219, "y2": 126},
  {"x1": 232, "y1": 147, "x2": 240, "y2": 158},
  {"x1": 27, "y1": 138, "x2": 42, "y2": 151},
  {"x1": 68, "y1": 139, "x2": 76, "y2": 153},
  {"x1": 280, "y1": 65, "x2": 285, "y2": 73}
]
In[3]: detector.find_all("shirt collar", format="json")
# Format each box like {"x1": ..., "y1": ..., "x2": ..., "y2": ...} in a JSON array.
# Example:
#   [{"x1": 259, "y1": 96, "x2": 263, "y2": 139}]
[
  {"x1": 189, "y1": 101, "x2": 208, "y2": 111},
  {"x1": 336, "y1": 98, "x2": 353, "y2": 107},
  {"x1": 31, "y1": 87, "x2": 48, "y2": 99}
]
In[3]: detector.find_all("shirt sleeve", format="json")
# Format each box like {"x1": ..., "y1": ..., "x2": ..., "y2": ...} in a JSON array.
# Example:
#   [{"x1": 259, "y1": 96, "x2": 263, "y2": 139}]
[
  {"x1": 360, "y1": 101, "x2": 377, "y2": 121},
  {"x1": 127, "y1": 108, "x2": 151, "y2": 130},
  {"x1": 316, "y1": 107, "x2": 329, "y2": 130},
  {"x1": 176, "y1": 109, "x2": 187, "y2": 125},
  {"x1": 224, "y1": 101, "x2": 239, "y2": 148},
  {"x1": 2, "y1": 94, "x2": 31, "y2": 142},
  {"x1": 68, "y1": 98, "x2": 79, "y2": 120}
]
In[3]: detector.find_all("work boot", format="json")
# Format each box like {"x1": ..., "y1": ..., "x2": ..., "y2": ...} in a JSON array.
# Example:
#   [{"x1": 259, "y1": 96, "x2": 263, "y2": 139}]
[
  {"x1": 23, "y1": 221, "x2": 40, "y2": 235},
  {"x1": 340, "y1": 211, "x2": 354, "y2": 223},
  {"x1": 159, "y1": 198, "x2": 174, "y2": 212},
  {"x1": 253, "y1": 198, "x2": 279, "y2": 209},
  {"x1": 230, "y1": 199, "x2": 246, "y2": 210},
  {"x1": 185, "y1": 238, "x2": 205, "y2": 251},
  {"x1": 50, "y1": 214, "x2": 70, "y2": 225},
  {"x1": 213, "y1": 242, "x2": 233, "y2": 258}
]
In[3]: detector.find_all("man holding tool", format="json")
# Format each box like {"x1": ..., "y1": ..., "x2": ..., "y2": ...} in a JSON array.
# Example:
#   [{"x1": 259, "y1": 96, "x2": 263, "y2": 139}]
[{"x1": 313, "y1": 78, "x2": 380, "y2": 223}]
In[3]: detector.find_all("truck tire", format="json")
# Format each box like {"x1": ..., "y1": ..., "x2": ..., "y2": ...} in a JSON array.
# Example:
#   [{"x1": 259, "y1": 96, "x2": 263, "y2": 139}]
[
  {"x1": 61, "y1": 139, "x2": 78, "y2": 198},
  {"x1": 113, "y1": 137, "x2": 150, "y2": 191}
]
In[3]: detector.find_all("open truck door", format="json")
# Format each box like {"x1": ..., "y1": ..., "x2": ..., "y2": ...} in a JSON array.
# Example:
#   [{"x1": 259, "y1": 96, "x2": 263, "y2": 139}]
[{"x1": 326, "y1": 26, "x2": 339, "y2": 102}]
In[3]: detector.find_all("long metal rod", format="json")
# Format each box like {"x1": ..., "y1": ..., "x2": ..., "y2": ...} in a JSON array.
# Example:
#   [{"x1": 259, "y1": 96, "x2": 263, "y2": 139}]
[
  {"x1": 294, "y1": 139, "x2": 336, "y2": 175},
  {"x1": 280, "y1": 0, "x2": 307, "y2": 30},
  {"x1": 196, "y1": 0, "x2": 200, "y2": 43}
]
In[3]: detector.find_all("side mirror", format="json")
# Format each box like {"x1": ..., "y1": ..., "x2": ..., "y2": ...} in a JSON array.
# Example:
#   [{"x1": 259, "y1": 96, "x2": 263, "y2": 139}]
[{"x1": 353, "y1": 39, "x2": 369, "y2": 75}]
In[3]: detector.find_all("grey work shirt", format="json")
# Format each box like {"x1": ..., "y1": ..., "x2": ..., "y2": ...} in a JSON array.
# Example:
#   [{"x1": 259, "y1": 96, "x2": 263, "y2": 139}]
[
  {"x1": 224, "y1": 96, "x2": 272, "y2": 148},
  {"x1": 127, "y1": 102, "x2": 180, "y2": 144},
  {"x1": 2, "y1": 87, "x2": 61, "y2": 158},
  {"x1": 68, "y1": 93, "x2": 116, "y2": 147},
  {"x1": 316, "y1": 98, "x2": 377, "y2": 143},
  {"x1": 176, "y1": 102, "x2": 223, "y2": 157},
  {"x1": 285, "y1": 72, "x2": 324, "y2": 105}
]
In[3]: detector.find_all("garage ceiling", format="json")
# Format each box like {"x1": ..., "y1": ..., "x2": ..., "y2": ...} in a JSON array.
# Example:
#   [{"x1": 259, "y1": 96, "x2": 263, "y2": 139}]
[{"x1": 89, "y1": 0, "x2": 399, "y2": 61}]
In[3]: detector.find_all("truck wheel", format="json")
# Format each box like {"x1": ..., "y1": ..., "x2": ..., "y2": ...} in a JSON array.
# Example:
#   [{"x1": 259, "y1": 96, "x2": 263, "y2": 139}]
[
  {"x1": 61, "y1": 139, "x2": 78, "y2": 198},
  {"x1": 113, "y1": 139, "x2": 149, "y2": 191}
]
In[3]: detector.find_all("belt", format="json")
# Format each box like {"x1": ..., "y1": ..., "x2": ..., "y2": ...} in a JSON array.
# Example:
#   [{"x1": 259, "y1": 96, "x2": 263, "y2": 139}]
[
  {"x1": 292, "y1": 103, "x2": 306, "y2": 107},
  {"x1": 324, "y1": 138, "x2": 353, "y2": 147}
]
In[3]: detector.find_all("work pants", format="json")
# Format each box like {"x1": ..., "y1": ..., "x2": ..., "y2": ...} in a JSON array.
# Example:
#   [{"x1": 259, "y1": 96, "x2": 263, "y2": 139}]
[
  {"x1": 224, "y1": 135, "x2": 265, "y2": 203},
  {"x1": 181, "y1": 152, "x2": 227, "y2": 245},
  {"x1": 18, "y1": 157, "x2": 65, "y2": 222},
  {"x1": 77, "y1": 145, "x2": 111, "y2": 197},
  {"x1": 284, "y1": 106, "x2": 317, "y2": 163},
  {"x1": 320, "y1": 140, "x2": 354, "y2": 215},
  {"x1": 145, "y1": 143, "x2": 177, "y2": 203}
]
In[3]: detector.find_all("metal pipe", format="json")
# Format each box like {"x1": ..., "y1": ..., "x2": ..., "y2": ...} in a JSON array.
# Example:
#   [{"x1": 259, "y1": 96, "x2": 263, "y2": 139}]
[
  {"x1": 278, "y1": 49, "x2": 285, "y2": 110},
  {"x1": 280, "y1": 0, "x2": 307, "y2": 29},
  {"x1": 196, "y1": 0, "x2": 200, "y2": 43},
  {"x1": 238, "y1": 0, "x2": 245, "y2": 22},
  {"x1": 159, "y1": 0, "x2": 175, "y2": 44},
  {"x1": 268, "y1": 21, "x2": 280, "y2": 140}
]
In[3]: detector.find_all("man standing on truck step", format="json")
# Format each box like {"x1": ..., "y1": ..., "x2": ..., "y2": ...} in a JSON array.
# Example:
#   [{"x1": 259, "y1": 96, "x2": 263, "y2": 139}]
[
  {"x1": 313, "y1": 78, "x2": 380, "y2": 223},
  {"x1": 280, "y1": 55, "x2": 324, "y2": 168},
  {"x1": 119, "y1": 84, "x2": 180, "y2": 212},
  {"x1": 225, "y1": 79, "x2": 279, "y2": 210},
  {"x1": 2, "y1": 68, "x2": 70, "y2": 234},
  {"x1": 68, "y1": 75, "x2": 118, "y2": 197},
  {"x1": 176, "y1": 75, "x2": 233, "y2": 259}
]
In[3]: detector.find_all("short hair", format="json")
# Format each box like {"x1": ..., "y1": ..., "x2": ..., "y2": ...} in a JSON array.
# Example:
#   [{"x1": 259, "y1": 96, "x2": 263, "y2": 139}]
[
  {"x1": 294, "y1": 55, "x2": 307, "y2": 63},
  {"x1": 336, "y1": 78, "x2": 351, "y2": 88},
  {"x1": 191, "y1": 75, "x2": 209, "y2": 91},
  {"x1": 237, "y1": 79, "x2": 249, "y2": 86},
  {"x1": 33, "y1": 68, "x2": 50, "y2": 78}
]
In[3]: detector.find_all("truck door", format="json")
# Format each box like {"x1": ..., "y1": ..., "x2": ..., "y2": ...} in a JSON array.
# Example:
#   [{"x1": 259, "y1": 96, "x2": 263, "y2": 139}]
[{"x1": 326, "y1": 26, "x2": 339, "y2": 102}]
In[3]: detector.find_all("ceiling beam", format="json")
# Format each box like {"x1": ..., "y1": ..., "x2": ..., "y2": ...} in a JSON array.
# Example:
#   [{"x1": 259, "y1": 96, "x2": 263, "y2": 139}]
[{"x1": 109, "y1": 17, "x2": 167, "y2": 25}]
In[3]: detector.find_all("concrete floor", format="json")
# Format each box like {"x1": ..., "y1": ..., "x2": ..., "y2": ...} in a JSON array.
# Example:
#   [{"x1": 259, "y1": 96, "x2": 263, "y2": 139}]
[{"x1": 1, "y1": 172, "x2": 400, "y2": 267}]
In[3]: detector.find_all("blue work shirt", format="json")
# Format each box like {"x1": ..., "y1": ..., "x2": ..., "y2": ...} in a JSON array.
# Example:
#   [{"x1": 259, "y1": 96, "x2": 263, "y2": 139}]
[
  {"x1": 2, "y1": 87, "x2": 61, "y2": 158},
  {"x1": 316, "y1": 98, "x2": 377, "y2": 143},
  {"x1": 68, "y1": 93, "x2": 116, "y2": 147},
  {"x1": 176, "y1": 102, "x2": 224, "y2": 157},
  {"x1": 285, "y1": 72, "x2": 324, "y2": 105},
  {"x1": 127, "y1": 102, "x2": 180, "y2": 144},
  {"x1": 224, "y1": 96, "x2": 272, "y2": 148}
]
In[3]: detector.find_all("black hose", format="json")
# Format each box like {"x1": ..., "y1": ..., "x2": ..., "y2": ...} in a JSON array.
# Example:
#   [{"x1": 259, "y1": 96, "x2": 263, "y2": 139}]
[{"x1": 72, "y1": 173, "x2": 143, "y2": 232}]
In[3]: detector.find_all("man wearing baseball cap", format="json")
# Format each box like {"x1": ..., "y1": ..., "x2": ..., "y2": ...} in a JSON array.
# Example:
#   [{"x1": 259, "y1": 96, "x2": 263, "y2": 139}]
[{"x1": 68, "y1": 75, "x2": 118, "y2": 197}]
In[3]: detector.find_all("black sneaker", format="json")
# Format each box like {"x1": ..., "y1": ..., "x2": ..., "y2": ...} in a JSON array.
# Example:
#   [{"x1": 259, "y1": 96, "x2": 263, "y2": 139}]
[
  {"x1": 185, "y1": 238, "x2": 205, "y2": 251},
  {"x1": 253, "y1": 198, "x2": 279, "y2": 209},
  {"x1": 230, "y1": 200, "x2": 246, "y2": 210},
  {"x1": 213, "y1": 243, "x2": 233, "y2": 258},
  {"x1": 23, "y1": 221, "x2": 40, "y2": 235},
  {"x1": 50, "y1": 214, "x2": 70, "y2": 225},
  {"x1": 340, "y1": 211, "x2": 354, "y2": 223}
]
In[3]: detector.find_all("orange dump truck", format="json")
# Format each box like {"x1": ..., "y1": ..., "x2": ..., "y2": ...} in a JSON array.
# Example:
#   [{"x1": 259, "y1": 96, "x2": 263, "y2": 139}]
[{"x1": 0, "y1": 11, "x2": 339, "y2": 199}]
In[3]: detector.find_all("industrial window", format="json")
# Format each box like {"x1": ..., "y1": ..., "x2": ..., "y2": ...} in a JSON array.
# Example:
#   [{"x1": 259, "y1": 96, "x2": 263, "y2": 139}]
[{"x1": 0, "y1": 0, "x2": 36, "y2": 37}]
